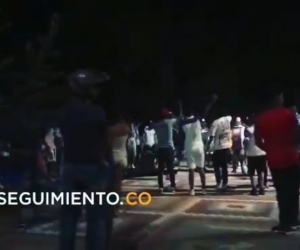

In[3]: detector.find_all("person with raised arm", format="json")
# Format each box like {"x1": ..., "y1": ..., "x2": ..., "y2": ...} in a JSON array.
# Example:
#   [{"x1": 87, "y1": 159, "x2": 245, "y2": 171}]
[{"x1": 181, "y1": 95, "x2": 218, "y2": 195}]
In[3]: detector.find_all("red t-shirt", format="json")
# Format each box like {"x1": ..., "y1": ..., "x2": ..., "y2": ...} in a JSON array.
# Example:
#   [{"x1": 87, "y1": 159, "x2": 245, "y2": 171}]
[{"x1": 255, "y1": 108, "x2": 298, "y2": 169}]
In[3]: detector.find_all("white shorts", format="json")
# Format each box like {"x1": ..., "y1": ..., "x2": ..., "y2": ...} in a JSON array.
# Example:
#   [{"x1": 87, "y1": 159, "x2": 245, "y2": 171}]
[
  {"x1": 112, "y1": 151, "x2": 128, "y2": 167},
  {"x1": 185, "y1": 148, "x2": 205, "y2": 169}
]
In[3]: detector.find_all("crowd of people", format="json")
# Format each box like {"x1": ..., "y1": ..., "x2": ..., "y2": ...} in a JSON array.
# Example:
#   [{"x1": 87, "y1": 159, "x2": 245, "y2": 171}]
[
  {"x1": 0, "y1": 70, "x2": 299, "y2": 249},
  {"x1": 135, "y1": 91, "x2": 300, "y2": 236},
  {"x1": 119, "y1": 109, "x2": 268, "y2": 195}
]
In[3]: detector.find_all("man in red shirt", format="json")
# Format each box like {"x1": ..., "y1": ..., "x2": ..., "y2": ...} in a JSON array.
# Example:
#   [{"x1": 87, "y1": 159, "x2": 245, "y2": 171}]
[{"x1": 255, "y1": 91, "x2": 300, "y2": 234}]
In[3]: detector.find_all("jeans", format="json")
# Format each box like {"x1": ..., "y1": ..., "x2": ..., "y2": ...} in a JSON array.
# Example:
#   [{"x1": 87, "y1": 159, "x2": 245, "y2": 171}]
[
  {"x1": 59, "y1": 163, "x2": 112, "y2": 250},
  {"x1": 212, "y1": 148, "x2": 231, "y2": 185},
  {"x1": 157, "y1": 147, "x2": 176, "y2": 188}
]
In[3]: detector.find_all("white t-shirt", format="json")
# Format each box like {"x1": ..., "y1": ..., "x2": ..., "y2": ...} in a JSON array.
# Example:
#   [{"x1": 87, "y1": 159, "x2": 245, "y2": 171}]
[
  {"x1": 209, "y1": 116, "x2": 232, "y2": 150},
  {"x1": 231, "y1": 125, "x2": 245, "y2": 149},
  {"x1": 143, "y1": 128, "x2": 156, "y2": 147},
  {"x1": 245, "y1": 125, "x2": 266, "y2": 156},
  {"x1": 182, "y1": 116, "x2": 204, "y2": 151}
]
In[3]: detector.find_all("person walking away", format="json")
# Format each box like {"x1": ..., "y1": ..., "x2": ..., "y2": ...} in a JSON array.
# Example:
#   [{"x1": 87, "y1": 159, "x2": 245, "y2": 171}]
[
  {"x1": 152, "y1": 108, "x2": 178, "y2": 193},
  {"x1": 244, "y1": 115, "x2": 266, "y2": 195},
  {"x1": 206, "y1": 108, "x2": 232, "y2": 190},
  {"x1": 59, "y1": 69, "x2": 111, "y2": 250},
  {"x1": 255, "y1": 91, "x2": 300, "y2": 234},
  {"x1": 231, "y1": 117, "x2": 247, "y2": 174},
  {"x1": 182, "y1": 108, "x2": 206, "y2": 195}
]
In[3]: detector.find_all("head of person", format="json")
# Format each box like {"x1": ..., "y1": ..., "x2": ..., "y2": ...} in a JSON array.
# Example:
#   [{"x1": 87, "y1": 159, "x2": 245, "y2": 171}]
[
  {"x1": 234, "y1": 117, "x2": 242, "y2": 126},
  {"x1": 67, "y1": 69, "x2": 110, "y2": 102},
  {"x1": 161, "y1": 108, "x2": 171, "y2": 120},
  {"x1": 148, "y1": 119, "x2": 153, "y2": 127},
  {"x1": 201, "y1": 118, "x2": 207, "y2": 129}
]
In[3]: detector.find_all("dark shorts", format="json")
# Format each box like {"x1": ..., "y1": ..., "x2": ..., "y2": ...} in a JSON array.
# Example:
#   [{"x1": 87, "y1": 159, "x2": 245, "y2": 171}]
[
  {"x1": 233, "y1": 148, "x2": 245, "y2": 160},
  {"x1": 248, "y1": 155, "x2": 267, "y2": 175},
  {"x1": 212, "y1": 148, "x2": 232, "y2": 166}
]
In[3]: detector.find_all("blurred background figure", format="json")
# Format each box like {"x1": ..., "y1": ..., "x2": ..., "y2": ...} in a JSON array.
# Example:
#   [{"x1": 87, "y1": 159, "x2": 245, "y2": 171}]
[
  {"x1": 53, "y1": 127, "x2": 64, "y2": 177},
  {"x1": 44, "y1": 127, "x2": 57, "y2": 178},
  {"x1": 290, "y1": 105, "x2": 300, "y2": 125},
  {"x1": 142, "y1": 120, "x2": 156, "y2": 155},
  {"x1": 127, "y1": 124, "x2": 137, "y2": 169},
  {"x1": 231, "y1": 117, "x2": 247, "y2": 174},
  {"x1": 110, "y1": 113, "x2": 130, "y2": 217}
]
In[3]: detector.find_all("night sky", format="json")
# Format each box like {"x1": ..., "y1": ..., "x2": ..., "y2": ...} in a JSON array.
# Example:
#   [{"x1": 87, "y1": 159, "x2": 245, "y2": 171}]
[{"x1": 2, "y1": 1, "x2": 300, "y2": 117}]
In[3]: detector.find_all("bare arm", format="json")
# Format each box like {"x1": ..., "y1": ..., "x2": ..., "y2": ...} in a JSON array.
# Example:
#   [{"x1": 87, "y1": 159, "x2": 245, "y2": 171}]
[{"x1": 206, "y1": 121, "x2": 216, "y2": 151}]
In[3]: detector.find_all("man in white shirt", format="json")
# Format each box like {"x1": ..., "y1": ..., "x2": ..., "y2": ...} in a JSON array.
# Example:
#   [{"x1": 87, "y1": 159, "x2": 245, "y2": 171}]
[
  {"x1": 182, "y1": 109, "x2": 206, "y2": 195},
  {"x1": 244, "y1": 116, "x2": 266, "y2": 195},
  {"x1": 206, "y1": 110, "x2": 232, "y2": 190},
  {"x1": 231, "y1": 117, "x2": 247, "y2": 174}
]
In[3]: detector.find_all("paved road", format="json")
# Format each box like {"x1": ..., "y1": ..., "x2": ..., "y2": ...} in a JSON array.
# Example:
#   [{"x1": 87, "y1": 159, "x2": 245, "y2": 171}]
[{"x1": 2, "y1": 172, "x2": 300, "y2": 249}]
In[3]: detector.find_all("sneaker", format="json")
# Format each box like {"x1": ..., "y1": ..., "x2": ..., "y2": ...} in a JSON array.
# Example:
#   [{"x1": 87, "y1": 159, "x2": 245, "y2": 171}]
[
  {"x1": 222, "y1": 184, "x2": 228, "y2": 190},
  {"x1": 159, "y1": 187, "x2": 164, "y2": 193},
  {"x1": 189, "y1": 189, "x2": 195, "y2": 196},
  {"x1": 291, "y1": 222, "x2": 300, "y2": 230},
  {"x1": 250, "y1": 188, "x2": 257, "y2": 196},
  {"x1": 164, "y1": 186, "x2": 175, "y2": 193},
  {"x1": 216, "y1": 184, "x2": 222, "y2": 190},
  {"x1": 258, "y1": 189, "x2": 265, "y2": 195},
  {"x1": 272, "y1": 225, "x2": 297, "y2": 234},
  {"x1": 201, "y1": 188, "x2": 207, "y2": 195}
]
